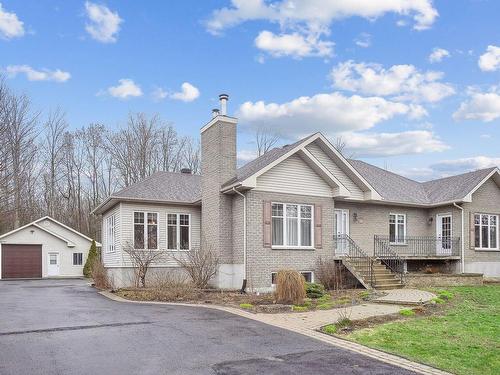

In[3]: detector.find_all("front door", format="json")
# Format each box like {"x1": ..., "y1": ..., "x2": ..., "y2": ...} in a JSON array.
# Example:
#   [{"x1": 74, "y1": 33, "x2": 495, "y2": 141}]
[
  {"x1": 436, "y1": 214, "x2": 452, "y2": 255},
  {"x1": 334, "y1": 209, "x2": 349, "y2": 255},
  {"x1": 47, "y1": 252, "x2": 60, "y2": 276}
]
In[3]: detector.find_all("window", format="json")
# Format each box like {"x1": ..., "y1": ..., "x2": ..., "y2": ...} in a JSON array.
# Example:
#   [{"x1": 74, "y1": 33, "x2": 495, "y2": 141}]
[
  {"x1": 134, "y1": 212, "x2": 158, "y2": 249},
  {"x1": 271, "y1": 203, "x2": 313, "y2": 247},
  {"x1": 73, "y1": 253, "x2": 83, "y2": 266},
  {"x1": 474, "y1": 214, "x2": 499, "y2": 250},
  {"x1": 271, "y1": 271, "x2": 313, "y2": 285},
  {"x1": 167, "y1": 213, "x2": 191, "y2": 250},
  {"x1": 106, "y1": 214, "x2": 116, "y2": 253},
  {"x1": 389, "y1": 214, "x2": 406, "y2": 244}
]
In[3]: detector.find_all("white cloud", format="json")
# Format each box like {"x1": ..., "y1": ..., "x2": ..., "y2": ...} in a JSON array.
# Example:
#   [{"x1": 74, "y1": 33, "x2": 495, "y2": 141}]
[
  {"x1": 237, "y1": 92, "x2": 426, "y2": 138},
  {"x1": 105, "y1": 79, "x2": 142, "y2": 99},
  {"x1": 339, "y1": 130, "x2": 448, "y2": 157},
  {"x1": 169, "y1": 82, "x2": 200, "y2": 102},
  {"x1": 237, "y1": 149, "x2": 258, "y2": 163},
  {"x1": 151, "y1": 87, "x2": 168, "y2": 101},
  {"x1": 207, "y1": 0, "x2": 438, "y2": 34},
  {"x1": 255, "y1": 30, "x2": 333, "y2": 58},
  {"x1": 330, "y1": 60, "x2": 455, "y2": 103},
  {"x1": 478, "y1": 45, "x2": 500, "y2": 72},
  {"x1": 0, "y1": 2, "x2": 24, "y2": 39},
  {"x1": 430, "y1": 156, "x2": 500, "y2": 174},
  {"x1": 4, "y1": 65, "x2": 70, "y2": 82},
  {"x1": 428, "y1": 48, "x2": 450, "y2": 63},
  {"x1": 84, "y1": 1, "x2": 122, "y2": 43},
  {"x1": 354, "y1": 32, "x2": 371, "y2": 48},
  {"x1": 453, "y1": 88, "x2": 500, "y2": 122}
]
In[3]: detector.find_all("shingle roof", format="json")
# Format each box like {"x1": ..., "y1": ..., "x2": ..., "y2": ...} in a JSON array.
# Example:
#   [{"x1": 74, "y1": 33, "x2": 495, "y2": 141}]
[
  {"x1": 348, "y1": 160, "x2": 497, "y2": 205},
  {"x1": 421, "y1": 167, "x2": 496, "y2": 203},
  {"x1": 112, "y1": 171, "x2": 201, "y2": 203}
]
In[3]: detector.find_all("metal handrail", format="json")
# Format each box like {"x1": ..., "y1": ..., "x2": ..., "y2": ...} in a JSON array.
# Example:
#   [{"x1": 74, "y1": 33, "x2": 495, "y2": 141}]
[
  {"x1": 374, "y1": 235, "x2": 405, "y2": 284},
  {"x1": 374, "y1": 235, "x2": 461, "y2": 257},
  {"x1": 334, "y1": 234, "x2": 374, "y2": 287}
]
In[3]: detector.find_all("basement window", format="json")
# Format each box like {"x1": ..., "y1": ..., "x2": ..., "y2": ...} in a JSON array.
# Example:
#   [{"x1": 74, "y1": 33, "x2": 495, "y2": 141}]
[{"x1": 271, "y1": 271, "x2": 314, "y2": 285}]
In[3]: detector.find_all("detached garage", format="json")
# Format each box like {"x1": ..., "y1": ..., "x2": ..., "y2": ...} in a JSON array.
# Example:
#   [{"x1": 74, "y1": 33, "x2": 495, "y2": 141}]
[{"x1": 0, "y1": 217, "x2": 101, "y2": 279}]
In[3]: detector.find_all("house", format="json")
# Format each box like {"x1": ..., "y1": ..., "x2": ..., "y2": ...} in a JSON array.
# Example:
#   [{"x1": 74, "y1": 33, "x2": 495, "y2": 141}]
[
  {"x1": 92, "y1": 94, "x2": 500, "y2": 291},
  {"x1": 0, "y1": 216, "x2": 101, "y2": 279}
]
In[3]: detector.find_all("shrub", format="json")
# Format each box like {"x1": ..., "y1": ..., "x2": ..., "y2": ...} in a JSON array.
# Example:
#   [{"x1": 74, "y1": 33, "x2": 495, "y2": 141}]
[
  {"x1": 305, "y1": 282, "x2": 326, "y2": 299},
  {"x1": 174, "y1": 242, "x2": 220, "y2": 289},
  {"x1": 83, "y1": 240, "x2": 99, "y2": 278},
  {"x1": 317, "y1": 294, "x2": 332, "y2": 303},
  {"x1": 317, "y1": 303, "x2": 333, "y2": 310},
  {"x1": 314, "y1": 258, "x2": 358, "y2": 290},
  {"x1": 90, "y1": 258, "x2": 111, "y2": 289},
  {"x1": 438, "y1": 290, "x2": 454, "y2": 300},
  {"x1": 292, "y1": 305, "x2": 309, "y2": 312},
  {"x1": 149, "y1": 272, "x2": 196, "y2": 301},
  {"x1": 322, "y1": 324, "x2": 337, "y2": 334},
  {"x1": 399, "y1": 308, "x2": 416, "y2": 317},
  {"x1": 337, "y1": 317, "x2": 352, "y2": 328},
  {"x1": 431, "y1": 297, "x2": 445, "y2": 304},
  {"x1": 275, "y1": 269, "x2": 306, "y2": 305},
  {"x1": 240, "y1": 303, "x2": 254, "y2": 310}
]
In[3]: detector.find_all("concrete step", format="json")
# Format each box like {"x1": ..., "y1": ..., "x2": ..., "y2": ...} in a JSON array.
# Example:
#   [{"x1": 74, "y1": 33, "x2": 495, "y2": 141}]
[{"x1": 374, "y1": 282, "x2": 404, "y2": 289}]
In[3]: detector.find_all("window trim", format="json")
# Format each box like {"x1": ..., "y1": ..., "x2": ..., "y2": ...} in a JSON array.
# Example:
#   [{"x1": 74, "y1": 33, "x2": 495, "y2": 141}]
[
  {"x1": 166, "y1": 213, "x2": 192, "y2": 251},
  {"x1": 474, "y1": 213, "x2": 499, "y2": 251},
  {"x1": 72, "y1": 252, "x2": 83, "y2": 266},
  {"x1": 389, "y1": 213, "x2": 407, "y2": 245},
  {"x1": 271, "y1": 202, "x2": 314, "y2": 249},
  {"x1": 133, "y1": 211, "x2": 160, "y2": 250},
  {"x1": 271, "y1": 271, "x2": 314, "y2": 285},
  {"x1": 105, "y1": 214, "x2": 116, "y2": 254}
]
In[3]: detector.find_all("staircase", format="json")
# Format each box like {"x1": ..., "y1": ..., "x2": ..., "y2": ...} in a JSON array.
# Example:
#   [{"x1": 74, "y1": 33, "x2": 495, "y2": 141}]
[{"x1": 336, "y1": 235, "x2": 404, "y2": 289}]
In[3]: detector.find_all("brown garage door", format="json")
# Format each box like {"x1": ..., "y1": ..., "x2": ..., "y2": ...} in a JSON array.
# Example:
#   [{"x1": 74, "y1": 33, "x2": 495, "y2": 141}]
[{"x1": 1, "y1": 244, "x2": 42, "y2": 279}]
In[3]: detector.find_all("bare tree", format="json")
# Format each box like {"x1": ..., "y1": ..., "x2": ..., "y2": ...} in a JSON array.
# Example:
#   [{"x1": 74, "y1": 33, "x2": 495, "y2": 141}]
[
  {"x1": 123, "y1": 243, "x2": 165, "y2": 288},
  {"x1": 255, "y1": 127, "x2": 279, "y2": 157},
  {"x1": 173, "y1": 242, "x2": 219, "y2": 288},
  {"x1": 332, "y1": 136, "x2": 355, "y2": 159},
  {"x1": 42, "y1": 108, "x2": 68, "y2": 217},
  {"x1": 183, "y1": 137, "x2": 200, "y2": 174}
]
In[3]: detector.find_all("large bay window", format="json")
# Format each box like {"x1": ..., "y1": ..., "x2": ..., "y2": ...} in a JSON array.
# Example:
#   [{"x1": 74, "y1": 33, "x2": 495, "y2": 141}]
[
  {"x1": 106, "y1": 214, "x2": 116, "y2": 253},
  {"x1": 134, "y1": 212, "x2": 158, "y2": 249},
  {"x1": 167, "y1": 213, "x2": 191, "y2": 250},
  {"x1": 389, "y1": 213, "x2": 406, "y2": 244},
  {"x1": 474, "y1": 214, "x2": 498, "y2": 250},
  {"x1": 272, "y1": 203, "x2": 313, "y2": 248}
]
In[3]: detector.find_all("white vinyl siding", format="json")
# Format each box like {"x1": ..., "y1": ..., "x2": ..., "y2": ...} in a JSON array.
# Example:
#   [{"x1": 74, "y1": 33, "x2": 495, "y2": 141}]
[
  {"x1": 256, "y1": 154, "x2": 333, "y2": 197},
  {"x1": 119, "y1": 202, "x2": 201, "y2": 267},
  {"x1": 306, "y1": 142, "x2": 365, "y2": 200},
  {"x1": 101, "y1": 204, "x2": 121, "y2": 267}
]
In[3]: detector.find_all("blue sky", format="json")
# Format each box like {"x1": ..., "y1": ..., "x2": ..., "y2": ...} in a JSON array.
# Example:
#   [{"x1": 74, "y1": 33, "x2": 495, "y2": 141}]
[{"x1": 1, "y1": 0, "x2": 499, "y2": 180}]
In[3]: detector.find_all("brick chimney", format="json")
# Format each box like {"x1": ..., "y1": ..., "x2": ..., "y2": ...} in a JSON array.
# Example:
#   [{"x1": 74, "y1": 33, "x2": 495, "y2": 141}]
[{"x1": 200, "y1": 94, "x2": 237, "y2": 279}]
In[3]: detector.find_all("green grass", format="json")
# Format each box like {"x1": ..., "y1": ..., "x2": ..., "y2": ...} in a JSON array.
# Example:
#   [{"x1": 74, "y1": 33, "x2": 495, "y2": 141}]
[
  {"x1": 239, "y1": 303, "x2": 253, "y2": 309},
  {"x1": 348, "y1": 285, "x2": 500, "y2": 375},
  {"x1": 399, "y1": 308, "x2": 416, "y2": 317},
  {"x1": 322, "y1": 324, "x2": 337, "y2": 334},
  {"x1": 292, "y1": 305, "x2": 309, "y2": 312}
]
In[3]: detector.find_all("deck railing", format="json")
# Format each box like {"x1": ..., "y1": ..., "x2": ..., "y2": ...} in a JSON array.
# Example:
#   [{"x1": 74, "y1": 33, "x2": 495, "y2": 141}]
[
  {"x1": 373, "y1": 236, "x2": 405, "y2": 284},
  {"x1": 374, "y1": 235, "x2": 461, "y2": 257},
  {"x1": 334, "y1": 234, "x2": 374, "y2": 287}
]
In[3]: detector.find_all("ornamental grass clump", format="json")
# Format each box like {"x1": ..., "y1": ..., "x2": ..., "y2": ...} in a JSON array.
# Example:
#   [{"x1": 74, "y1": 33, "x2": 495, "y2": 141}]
[{"x1": 275, "y1": 269, "x2": 306, "y2": 305}]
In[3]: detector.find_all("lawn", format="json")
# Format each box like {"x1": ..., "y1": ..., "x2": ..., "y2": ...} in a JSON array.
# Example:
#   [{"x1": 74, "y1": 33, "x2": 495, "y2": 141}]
[{"x1": 347, "y1": 285, "x2": 500, "y2": 375}]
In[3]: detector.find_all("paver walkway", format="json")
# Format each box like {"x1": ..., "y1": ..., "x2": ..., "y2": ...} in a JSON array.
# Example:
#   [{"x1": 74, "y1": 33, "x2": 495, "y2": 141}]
[{"x1": 375, "y1": 289, "x2": 436, "y2": 305}]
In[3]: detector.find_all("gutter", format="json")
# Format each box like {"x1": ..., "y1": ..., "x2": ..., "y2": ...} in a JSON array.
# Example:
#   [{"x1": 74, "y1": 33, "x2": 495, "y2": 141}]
[
  {"x1": 232, "y1": 187, "x2": 247, "y2": 293},
  {"x1": 453, "y1": 202, "x2": 465, "y2": 273}
]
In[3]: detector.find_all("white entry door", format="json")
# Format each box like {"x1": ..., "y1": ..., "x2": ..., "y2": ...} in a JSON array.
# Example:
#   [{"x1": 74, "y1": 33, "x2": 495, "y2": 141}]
[
  {"x1": 47, "y1": 252, "x2": 60, "y2": 276},
  {"x1": 334, "y1": 209, "x2": 349, "y2": 255},
  {"x1": 436, "y1": 214, "x2": 452, "y2": 255}
]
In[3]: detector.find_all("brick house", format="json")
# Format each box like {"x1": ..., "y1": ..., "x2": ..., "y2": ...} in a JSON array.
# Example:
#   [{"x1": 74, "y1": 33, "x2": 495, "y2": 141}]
[{"x1": 92, "y1": 94, "x2": 500, "y2": 290}]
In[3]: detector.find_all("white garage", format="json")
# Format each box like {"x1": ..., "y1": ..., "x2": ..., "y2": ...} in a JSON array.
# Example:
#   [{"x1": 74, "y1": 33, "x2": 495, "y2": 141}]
[{"x1": 0, "y1": 216, "x2": 101, "y2": 279}]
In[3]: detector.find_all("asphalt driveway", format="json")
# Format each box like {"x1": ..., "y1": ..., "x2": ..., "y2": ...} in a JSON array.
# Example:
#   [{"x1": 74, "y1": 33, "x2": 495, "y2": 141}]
[{"x1": 0, "y1": 279, "x2": 415, "y2": 375}]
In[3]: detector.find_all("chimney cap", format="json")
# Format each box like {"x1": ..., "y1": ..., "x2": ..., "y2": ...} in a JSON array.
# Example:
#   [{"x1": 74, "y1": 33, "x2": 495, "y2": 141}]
[
  {"x1": 180, "y1": 168, "x2": 192, "y2": 174},
  {"x1": 219, "y1": 93, "x2": 229, "y2": 100}
]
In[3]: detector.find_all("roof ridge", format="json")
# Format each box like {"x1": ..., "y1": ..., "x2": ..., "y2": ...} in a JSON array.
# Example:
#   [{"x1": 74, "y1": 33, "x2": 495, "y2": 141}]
[
  {"x1": 422, "y1": 166, "x2": 497, "y2": 185},
  {"x1": 349, "y1": 159, "x2": 423, "y2": 185}
]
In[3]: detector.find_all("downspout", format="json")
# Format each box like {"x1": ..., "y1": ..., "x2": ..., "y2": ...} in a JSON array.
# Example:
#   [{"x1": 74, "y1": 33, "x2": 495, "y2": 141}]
[
  {"x1": 453, "y1": 202, "x2": 465, "y2": 273},
  {"x1": 232, "y1": 187, "x2": 247, "y2": 293}
]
